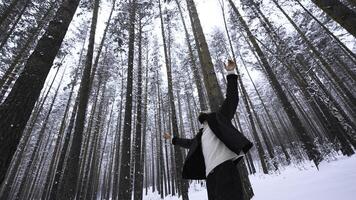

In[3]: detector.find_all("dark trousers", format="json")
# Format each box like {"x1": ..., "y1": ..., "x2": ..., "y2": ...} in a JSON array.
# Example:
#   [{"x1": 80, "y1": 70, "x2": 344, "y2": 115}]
[{"x1": 206, "y1": 160, "x2": 243, "y2": 200}]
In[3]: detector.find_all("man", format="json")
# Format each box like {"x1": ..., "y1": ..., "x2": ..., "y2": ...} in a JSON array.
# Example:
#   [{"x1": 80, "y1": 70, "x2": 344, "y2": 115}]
[{"x1": 163, "y1": 60, "x2": 253, "y2": 200}]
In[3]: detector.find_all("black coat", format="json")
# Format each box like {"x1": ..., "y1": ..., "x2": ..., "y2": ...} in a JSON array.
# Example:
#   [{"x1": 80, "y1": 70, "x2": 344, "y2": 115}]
[{"x1": 172, "y1": 74, "x2": 253, "y2": 180}]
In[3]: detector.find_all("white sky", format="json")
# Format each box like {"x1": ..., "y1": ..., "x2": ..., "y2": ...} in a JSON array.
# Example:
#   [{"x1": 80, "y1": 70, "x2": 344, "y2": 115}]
[{"x1": 196, "y1": 0, "x2": 225, "y2": 33}]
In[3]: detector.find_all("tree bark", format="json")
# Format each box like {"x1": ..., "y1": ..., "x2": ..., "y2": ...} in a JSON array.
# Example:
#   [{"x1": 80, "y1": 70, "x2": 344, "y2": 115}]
[
  {"x1": 311, "y1": 0, "x2": 356, "y2": 38},
  {"x1": 0, "y1": 0, "x2": 21, "y2": 27},
  {"x1": 294, "y1": 0, "x2": 356, "y2": 63},
  {"x1": 0, "y1": 0, "x2": 81, "y2": 184},
  {"x1": 118, "y1": 0, "x2": 136, "y2": 199},
  {"x1": 186, "y1": 0, "x2": 223, "y2": 111},
  {"x1": 112, "y1": 66, "x2": 125, "y2": 199},
  {"x1": 133, "y1": 17, "x2": 144, "y2": 200}
]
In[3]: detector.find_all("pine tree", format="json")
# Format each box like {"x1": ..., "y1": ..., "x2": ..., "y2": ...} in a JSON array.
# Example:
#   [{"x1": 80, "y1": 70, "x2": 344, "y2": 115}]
[
  {"x1": 0, "y1": 0, "x2": 82, "y2": 184},
  {"x1": 118, "y1": 0, "x2": 137, "y2": 199},
  {"x1": 229, "y1": 0, "x2": 324, "y2": 167}
]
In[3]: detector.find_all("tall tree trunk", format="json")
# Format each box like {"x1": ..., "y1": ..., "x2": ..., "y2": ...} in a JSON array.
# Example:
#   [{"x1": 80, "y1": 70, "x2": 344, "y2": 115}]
[
  {"x1": 311, "y1": 0, "x2": 356, "y2": 38},
  {"x1": 89, "y1": 0, "x2": 116, "y2": 92},
  {"x1": 18, "y1": 65, "x2": 67, "y2": 200},
  {"x1": 0, "y1": 0, "x2": 81, "y2": 184},
  {"x1": 118, "y1": 0, "x2": 136, "y2": 199},
  {"x1": 151, "y1": 129, "x2": 155, "y2": 193},
  {"x1": 49, "y1": 33, "x2": 88, "y2": 199},
  {"x1": 59, "y1": 0, "x2": 100, "y2": 198},
  {"x1": 156, "y1": 78, "x2": 166, "y2": 198},
  {"x1": 112, "y1": 66, "x2": 125, "y2": 199},
  {"x1": 133, "y1": 17, "x2": 144, "y2": 200},
  {"x1": 186, "y1": 0, "x2": 223, "y2": 111},
  {"x1": 85, "y1": 81, "x2": 107, "y2": 200}
]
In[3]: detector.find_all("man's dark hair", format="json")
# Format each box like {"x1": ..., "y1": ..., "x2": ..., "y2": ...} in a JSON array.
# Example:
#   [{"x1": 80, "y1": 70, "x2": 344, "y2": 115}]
[{"x1": 198, "y1": 112, "x2": 209, "y2": 124}]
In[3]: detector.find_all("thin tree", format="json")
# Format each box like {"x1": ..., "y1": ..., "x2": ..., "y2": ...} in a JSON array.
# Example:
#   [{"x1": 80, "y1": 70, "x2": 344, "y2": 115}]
[
  {"x1": 228, "y1": 0, "x2": 322, "y2": 167},
  {"x1": 174, "y1": 0, "x2": 207, "y2": 110},
  {"x1": 159, "y1": 0, "x2": 189, "y2": 199}
]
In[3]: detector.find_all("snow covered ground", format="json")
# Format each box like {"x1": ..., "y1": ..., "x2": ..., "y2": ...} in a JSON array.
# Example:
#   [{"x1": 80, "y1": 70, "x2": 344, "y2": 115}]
[{"x1": 144, "y1": 155, "x2": 356, "y2": 200}]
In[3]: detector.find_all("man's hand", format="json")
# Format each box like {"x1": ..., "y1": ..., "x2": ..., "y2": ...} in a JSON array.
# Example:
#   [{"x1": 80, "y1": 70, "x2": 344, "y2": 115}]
[
  {"x1": 225, "y1": 59, "x2": 236, "y2": 71},
  {"x1": 163, "y1": 133, "x2": 172, "y2": 140}
]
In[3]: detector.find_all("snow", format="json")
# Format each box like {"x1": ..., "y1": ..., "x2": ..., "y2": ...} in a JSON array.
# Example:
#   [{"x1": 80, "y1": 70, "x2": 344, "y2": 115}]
[{"x1": 144, "y1": 155, "x2": 356, "y2": 200}]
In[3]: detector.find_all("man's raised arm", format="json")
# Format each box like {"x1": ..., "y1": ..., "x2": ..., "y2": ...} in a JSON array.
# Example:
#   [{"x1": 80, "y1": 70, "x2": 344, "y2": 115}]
[
  {"x1": 163, "y1": 133, "x2": 193, "y2": 149},
  {"x1": 219, "y1": 60, "x2": 239, "y2": 120}
]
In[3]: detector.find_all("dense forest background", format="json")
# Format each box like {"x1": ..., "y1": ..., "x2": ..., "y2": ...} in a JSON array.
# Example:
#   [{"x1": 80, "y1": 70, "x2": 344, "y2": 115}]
[{"x1": 0, "y1": 0, "x2": 355, "y2": 199}]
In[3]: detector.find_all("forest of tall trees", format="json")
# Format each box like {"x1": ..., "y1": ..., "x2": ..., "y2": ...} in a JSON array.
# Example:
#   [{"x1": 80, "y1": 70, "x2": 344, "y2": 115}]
[{"x1": 0, "y1": 0, "x2": 355, "y2": 199}]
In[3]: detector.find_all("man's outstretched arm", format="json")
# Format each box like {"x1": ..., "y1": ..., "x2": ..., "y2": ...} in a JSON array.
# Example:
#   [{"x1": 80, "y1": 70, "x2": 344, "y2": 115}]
[
  {"x1": 163, "y1": 133, "x2": 193, "y2": 149},
  {"x1": 219, "y1": 60, "x2": 239, "y2": 120}
]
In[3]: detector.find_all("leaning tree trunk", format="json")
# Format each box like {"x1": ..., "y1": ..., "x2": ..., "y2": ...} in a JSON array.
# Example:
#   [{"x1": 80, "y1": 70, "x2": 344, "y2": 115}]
[
  {"x1": 174, "y1": 0, "x2": 208, "y2": 111},
  {"x1": 346, "y1": 0, "x2": 356, "y2": 7},
  {"x1": 249, "y1": 0, "x2": 353, "y2": 156},
  {"x1": 250, "y1": 0, "x2": 356, "y2": 137},
  {"x1": 89, "y1": 0, "x2": 116, "y2": 92},
  {"x1": 311, "y1": 0, "x2": 356, "y2": 38},
  {"x1": 0, "y1": 0, "x2": 56, "y2": 102},
  {"x1": 59, "y1": 0, "x2": 100, "y2": 198},
  {"x1": 0, "y1": 0, "x2": 31, "y2": 51},
  {"x1": 294, "y1": 0, "x2": 356, "y2": 63},
  {"x1": 228, "y1": 0, "x2": 322, "y2": 167},
  {"x1": 186, "y1": 0, "x2": 223, "y2": 111},
  {"x1": 0, "y1": 0, "x2": 81, "y2": 185},
  {"x1": 18, "y1": 66, "x2": 67, "y2": 200},
  {"x1": 272, "y1": 0, "x2": 356, "y2": 116},
  {"x1": 0, "y1": 0, "x2": 21, "y2": 28}
]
